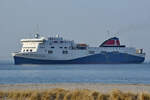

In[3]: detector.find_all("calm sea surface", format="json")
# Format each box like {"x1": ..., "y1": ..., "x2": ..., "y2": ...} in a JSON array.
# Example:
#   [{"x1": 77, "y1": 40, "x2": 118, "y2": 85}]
[{"x1": 0, "y1": 61, "x2": 150, "y2": 84}]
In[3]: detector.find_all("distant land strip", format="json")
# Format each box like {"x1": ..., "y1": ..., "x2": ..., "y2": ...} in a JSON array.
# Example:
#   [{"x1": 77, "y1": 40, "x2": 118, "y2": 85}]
[{"x1": 0, "y1": 83, "x2": 150, "y2": 93}]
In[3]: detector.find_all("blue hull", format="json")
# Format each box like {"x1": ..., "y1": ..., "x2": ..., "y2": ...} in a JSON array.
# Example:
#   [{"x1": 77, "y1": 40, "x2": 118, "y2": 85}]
[{"x1": 13, "y1": 53, "x2": 145, "y2": 64}]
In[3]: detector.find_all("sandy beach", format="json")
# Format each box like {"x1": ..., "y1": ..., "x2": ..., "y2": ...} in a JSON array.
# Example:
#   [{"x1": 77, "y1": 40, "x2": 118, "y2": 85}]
[{"x1": 0, "y1": 83, "x2": 150, "y2": 93}]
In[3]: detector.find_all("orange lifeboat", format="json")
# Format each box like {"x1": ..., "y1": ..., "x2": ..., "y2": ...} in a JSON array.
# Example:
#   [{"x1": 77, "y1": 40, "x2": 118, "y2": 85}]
[{"x1": 77, "y1": 43, "x2": 88, "y2": 47}]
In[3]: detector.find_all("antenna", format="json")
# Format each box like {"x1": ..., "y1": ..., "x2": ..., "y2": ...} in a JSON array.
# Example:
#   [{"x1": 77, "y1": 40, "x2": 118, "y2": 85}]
[
  {"x1": 115, "y1": 32, "x2": 119, "y2": 37},
  {"x1": 106, "y1": 30, "x2": 112, "y2": 38},
  {"x1": 34, "y1": 24, "x2": 40, "y2": 38},
  {"x1": 36, "y1": 24, "x2": 39, "y2": 34},
  {"x1": 107, "y1": 30, "x2": 110, "y2": 35}
]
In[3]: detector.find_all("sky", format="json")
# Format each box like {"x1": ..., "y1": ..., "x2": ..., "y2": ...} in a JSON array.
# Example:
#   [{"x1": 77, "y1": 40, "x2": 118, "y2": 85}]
[{"x1": 0, "y1": 0, "x2": 150, "y2": 61}]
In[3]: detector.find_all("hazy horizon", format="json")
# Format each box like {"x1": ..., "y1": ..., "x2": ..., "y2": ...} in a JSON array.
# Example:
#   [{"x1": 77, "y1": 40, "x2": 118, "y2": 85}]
[{"x1": 0, "y1": 0, "x2": 150, "y2": 62}]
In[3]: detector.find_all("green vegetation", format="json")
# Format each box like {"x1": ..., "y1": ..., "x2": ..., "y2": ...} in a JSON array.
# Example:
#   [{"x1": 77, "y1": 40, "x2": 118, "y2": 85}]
[{"x1": 0, "y1": 88, "x2": 150, "y2": 100}]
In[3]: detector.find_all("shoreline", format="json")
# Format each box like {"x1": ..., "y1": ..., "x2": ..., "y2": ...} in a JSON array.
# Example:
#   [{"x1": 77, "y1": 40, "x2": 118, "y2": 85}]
[{"x1": 1, "y1": 83, "x2": 150, "y2": 93}]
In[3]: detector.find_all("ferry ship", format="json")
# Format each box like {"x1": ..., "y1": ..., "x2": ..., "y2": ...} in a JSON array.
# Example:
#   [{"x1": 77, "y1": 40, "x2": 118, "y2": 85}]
[{"x1": 12, "y1": 34, "x2": 145, "y2": 64}]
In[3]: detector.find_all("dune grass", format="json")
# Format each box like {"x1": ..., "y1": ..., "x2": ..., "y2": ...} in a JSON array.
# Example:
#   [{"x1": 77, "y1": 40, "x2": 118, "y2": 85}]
[{"x1": 0, "y1": 88, "x2": 150, "y2": 100}]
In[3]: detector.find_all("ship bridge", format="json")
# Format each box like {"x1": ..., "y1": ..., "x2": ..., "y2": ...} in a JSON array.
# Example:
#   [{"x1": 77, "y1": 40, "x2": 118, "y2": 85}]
[{"x1": 20, "y1": 37, "x2": 46, "y2": 53}]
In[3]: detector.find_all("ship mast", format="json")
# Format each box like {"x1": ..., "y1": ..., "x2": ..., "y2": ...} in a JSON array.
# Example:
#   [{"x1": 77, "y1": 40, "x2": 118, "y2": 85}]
[{"x1": 34, "y1": 24, "x2": 40, "y2": 38}]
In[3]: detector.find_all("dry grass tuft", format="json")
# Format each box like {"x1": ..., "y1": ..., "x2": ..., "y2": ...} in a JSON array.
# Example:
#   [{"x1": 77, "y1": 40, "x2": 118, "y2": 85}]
[
  {"x1": 138, "y1": 92, "x2": 150, "y2": 100},
  {"x1": 110, "y1": 89, "x2": 124, "y2": 100},
  {"x1": 30, "y1": 91, "x2": 42, "y2": 100},
  {"x1": 0, "y1": 88, "x2": 150, "y2": 100}
]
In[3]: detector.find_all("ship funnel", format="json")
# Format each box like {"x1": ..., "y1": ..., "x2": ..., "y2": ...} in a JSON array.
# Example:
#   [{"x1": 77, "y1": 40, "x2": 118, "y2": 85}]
[{"x1": 99, "y1": 37, "x2": 125, "y2": 47}]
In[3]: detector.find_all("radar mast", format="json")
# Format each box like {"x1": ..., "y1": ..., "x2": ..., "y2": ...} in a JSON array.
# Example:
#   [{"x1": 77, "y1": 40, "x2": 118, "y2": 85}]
[{"x1": 34, "y1": 24, "x2": 40, "y2": 38}]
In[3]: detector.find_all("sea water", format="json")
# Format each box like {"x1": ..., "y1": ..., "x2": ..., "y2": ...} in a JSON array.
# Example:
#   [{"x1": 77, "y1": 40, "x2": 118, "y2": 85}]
[{"x1": 0, "y1": 61, "x2": 150, "y2": 84}]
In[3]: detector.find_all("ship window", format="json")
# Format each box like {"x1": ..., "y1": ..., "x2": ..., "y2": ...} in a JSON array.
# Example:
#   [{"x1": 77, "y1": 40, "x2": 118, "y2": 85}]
[
  {"x1": 23, "y1": 50, "x2": 25, "y2": 52},
  {"x1": 48, "y1": 50, "x2": 53, "y2": 54},
  {"x1": 40, "y1": 46, "x2": 45, "y2": 48},
  {"x1": 49, "y1": 43, "x2": 52, "y2": 45},
  {"x1": 45, "y1": 50, "x2": 47, "y2": 52},
  {"x1": 51, "y1": 46, "x2": 55, "y2": 48},
  {"x1": 69, "y1": 46, "x2": 73, "y2": 49},
  {"x1": 60, "y1": 47, "x2": 63, "y2": 49},
  {"x1": 62, "y1": 50, "x2": 68, "y2": 54},
  {"x1": 60, "y1": 41, "x2": 64, "y2": 43},
  {"x1": 54, "y1": 41, "x2": 58, "y2": 43},
  {"x1": 89, "y1": 51, "x2": 95, "y2": 54},
  {"x1": 30, "y1": 49, "x2": 32, "y2": 52},
  {"x1": 26, "y1": 49, "x2": 28, "y2": 52},
  {"x1": 64, "y1": 47, "x2": 67, "y2": 49}
]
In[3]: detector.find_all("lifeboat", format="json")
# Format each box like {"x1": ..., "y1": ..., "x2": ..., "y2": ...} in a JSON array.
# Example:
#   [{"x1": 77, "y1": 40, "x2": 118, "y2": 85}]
[{"x1": 77, "y1": 43, "x2": 88, "y2": 49}]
